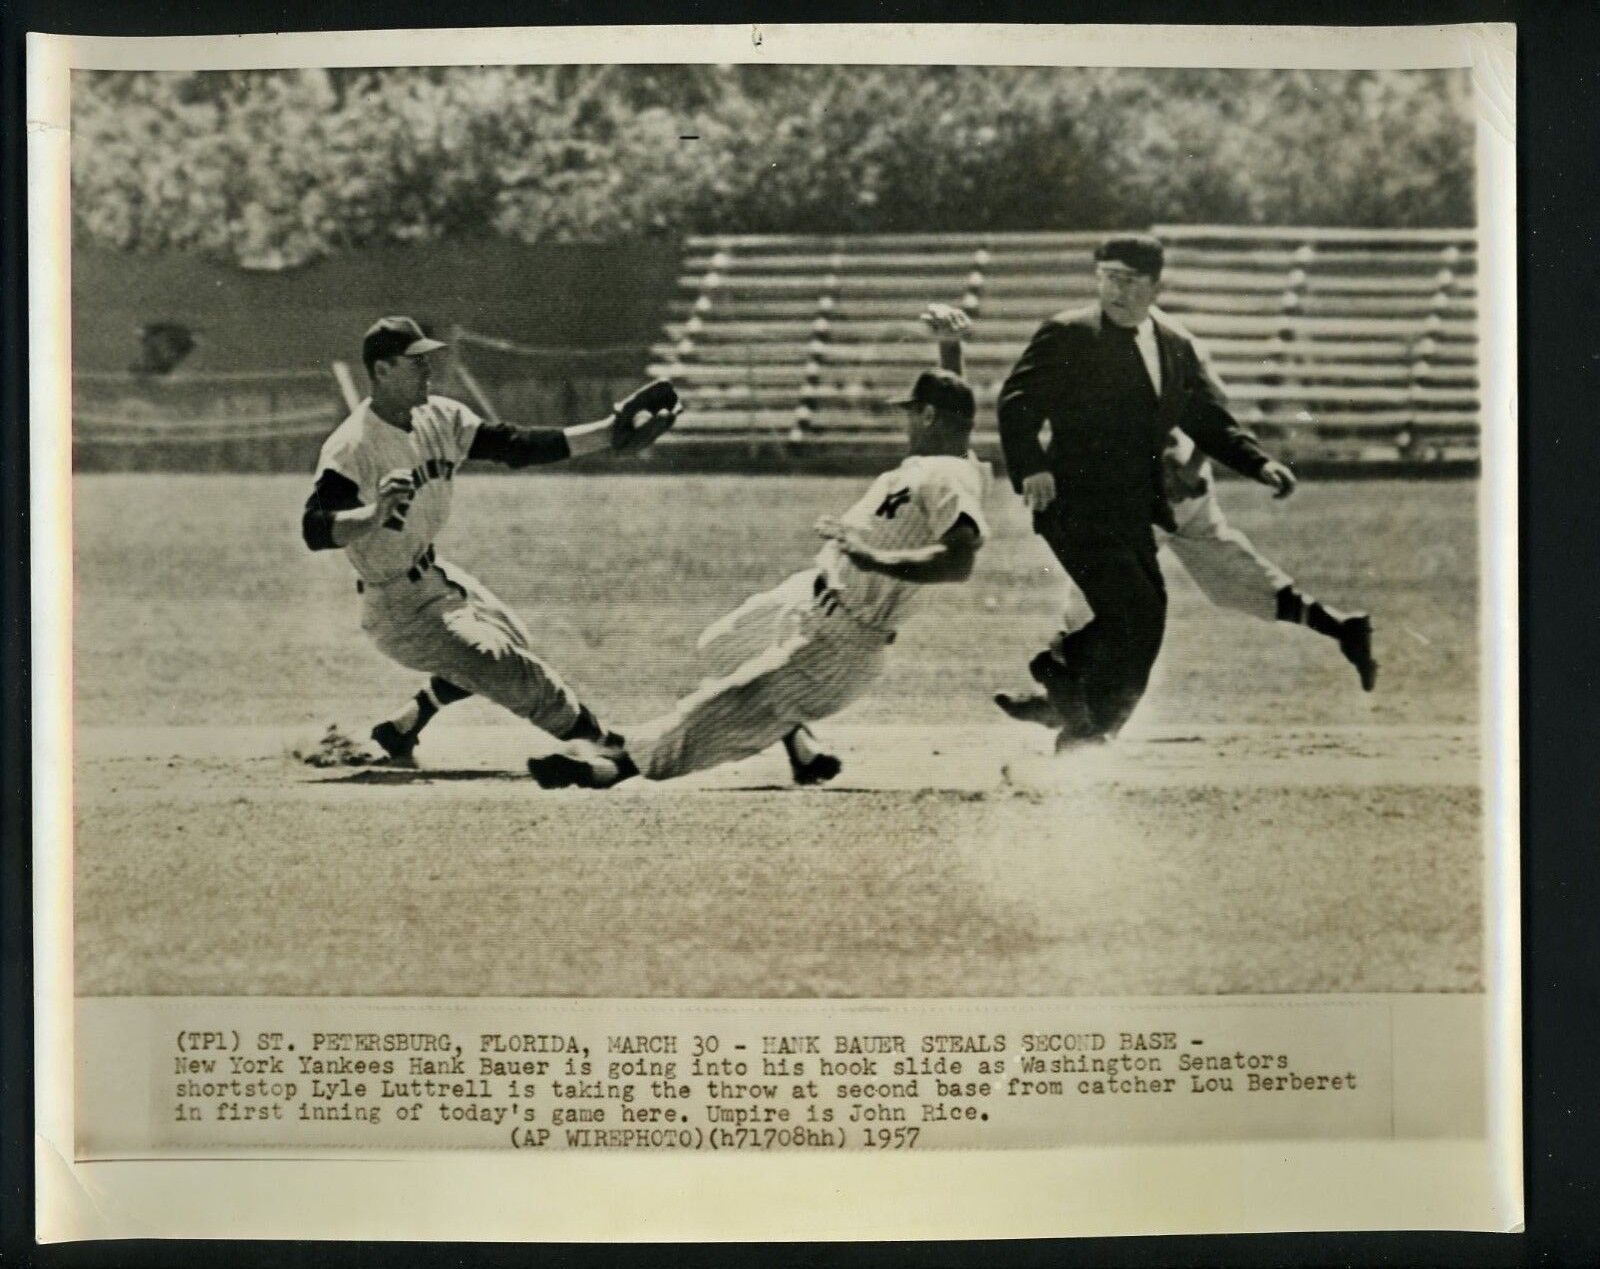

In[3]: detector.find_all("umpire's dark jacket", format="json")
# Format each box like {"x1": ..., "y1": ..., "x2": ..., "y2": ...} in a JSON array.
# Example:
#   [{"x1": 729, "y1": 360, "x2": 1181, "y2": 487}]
[{"x1": 997, "y1": 304, "x2": 1272, "y2": 536}]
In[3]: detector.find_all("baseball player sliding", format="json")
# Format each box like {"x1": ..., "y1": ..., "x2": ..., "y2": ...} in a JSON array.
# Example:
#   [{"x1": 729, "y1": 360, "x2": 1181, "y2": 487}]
[
  {"x1": 302, "y1": 316, "x2": 679, "y2": 764},
  {"x1": 526, "y1": 305, "x2": 989, "y2": 789}
]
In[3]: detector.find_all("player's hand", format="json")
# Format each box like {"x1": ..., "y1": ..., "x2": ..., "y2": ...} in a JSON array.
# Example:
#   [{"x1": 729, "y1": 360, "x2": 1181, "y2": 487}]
[
  {"x1": 374, "y1": 469, "x2": 416, "y2": 521},
  {"x1": 814, "y1": 515, "x2": 875, "y2": 561},
  {"x1": 1257, "y1": 460, "x2": 1297, "y2": 500},
  {"x1": 920, "y1": 303, "x2": 971, "y2": 340},
  {"x1": 1020, "y1": 471, "x2": 1057, "y2": 514},
  {"x1": 814, "y1": 515, "x2": 859, "y2": 550}
]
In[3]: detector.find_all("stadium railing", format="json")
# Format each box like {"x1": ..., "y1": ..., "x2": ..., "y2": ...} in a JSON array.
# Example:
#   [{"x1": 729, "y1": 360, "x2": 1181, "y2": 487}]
[{"x1": 72, "y1": 367, "x2": 343, "y2": 473}]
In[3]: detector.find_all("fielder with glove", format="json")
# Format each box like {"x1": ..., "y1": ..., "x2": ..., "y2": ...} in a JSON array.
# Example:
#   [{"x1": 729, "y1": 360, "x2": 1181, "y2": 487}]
[{"x1": 302, "y1": 316, "x2": 679, "y2": 765}]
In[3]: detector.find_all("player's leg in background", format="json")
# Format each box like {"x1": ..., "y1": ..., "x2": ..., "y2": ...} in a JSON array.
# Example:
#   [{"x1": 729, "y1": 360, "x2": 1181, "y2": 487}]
[
  {"x1": 1166, "y1": 491, "x2": 1378, "y2": 690},
  {"x1": 1164, "y1": 490, "x2": 1288, "y2": 620}
]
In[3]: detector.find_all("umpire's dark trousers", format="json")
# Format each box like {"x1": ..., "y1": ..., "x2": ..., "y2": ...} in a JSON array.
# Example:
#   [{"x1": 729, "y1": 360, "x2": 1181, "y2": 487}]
[{"x1": 1034, "y1": 508, "x2": 1167, "y2": 737}]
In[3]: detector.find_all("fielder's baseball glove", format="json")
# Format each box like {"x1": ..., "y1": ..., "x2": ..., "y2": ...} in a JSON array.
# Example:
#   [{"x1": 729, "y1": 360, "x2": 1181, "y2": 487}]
[{"x1": 611, "y1": 379, "x2": 681, "y2": 453}]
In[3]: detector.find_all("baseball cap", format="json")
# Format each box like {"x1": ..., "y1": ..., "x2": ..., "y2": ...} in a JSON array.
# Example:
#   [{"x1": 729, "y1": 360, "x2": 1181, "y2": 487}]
[
  {"x1": 1094, "y1": 234, "x2": 1165, "y2": 279},
  {"x1": 362, "y1": 316, "x2": 447, "y2": 367},
  {"x1": 890, "y1": 368, "x2": 976, "y2": 422}
]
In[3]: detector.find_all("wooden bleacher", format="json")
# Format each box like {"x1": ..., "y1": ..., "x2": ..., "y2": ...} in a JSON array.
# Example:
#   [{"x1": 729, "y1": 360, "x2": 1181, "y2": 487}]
[{"x1": 650, "y1": 225, "x2": 1480, "y2": 465}]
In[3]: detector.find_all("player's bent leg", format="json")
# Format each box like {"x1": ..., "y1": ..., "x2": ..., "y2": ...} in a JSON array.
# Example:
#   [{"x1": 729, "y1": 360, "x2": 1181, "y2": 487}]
[
  {"x1": 629, "y1": 636, "x2": 882, "y2": 783},
  {"x1": 369, "y1": 568, "x2": 614, "y2": 743},
  {"x1": 370, "y1": 676, "x2": 473, "y2": 763},
  {"x1": 1276, "y1": 587, "x2": 1379, "y2": 691},
  {"x1": 1164, "y1": 494, "x2": 1289, "y2": 622},
  {"x1": 1167, "y1": 496, "x2": 1378, "y2": 691},
  {"x1": 695, "y1": 571, "x2": 813, "y2": 679}
]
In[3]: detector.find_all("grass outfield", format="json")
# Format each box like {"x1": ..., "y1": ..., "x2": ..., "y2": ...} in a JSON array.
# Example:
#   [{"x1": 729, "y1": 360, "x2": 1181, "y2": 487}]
[
  {"x1": 74, "y1": 473, "x2": 1478, "y2": 729},
  {"x1": 70, "y1": 472, "x2": 1485, "y2": 997}
]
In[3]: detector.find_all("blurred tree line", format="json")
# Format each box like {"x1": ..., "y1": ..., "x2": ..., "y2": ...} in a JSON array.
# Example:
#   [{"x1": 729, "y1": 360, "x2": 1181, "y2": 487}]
[{"x1": 72, "y1": 65, "x2": 1474, "y2": 268}]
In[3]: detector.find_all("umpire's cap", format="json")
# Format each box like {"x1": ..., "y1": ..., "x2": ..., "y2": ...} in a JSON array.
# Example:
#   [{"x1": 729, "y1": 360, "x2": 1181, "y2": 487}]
[
  {"x1": 890, "y1": 368, "x2": 976, "y2": 423},
  {"x1": 362, "y1": 316, "x2": 447, "y2": 371},
  {"x1": 1094, "y1": 233, "x2": 1165, "y2": 279}
]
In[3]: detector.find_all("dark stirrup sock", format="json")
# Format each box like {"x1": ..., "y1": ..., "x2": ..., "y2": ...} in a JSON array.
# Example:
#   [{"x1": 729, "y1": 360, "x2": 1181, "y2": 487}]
[
  {"x1": 562, "y1": 704, "x2": 622, "y2": 747},
  {"x1": 1276, "y1": 586, "x2": 1352, "y2": 641},
  {"x1": 428, "y1": 676, "x2": 473, "y2": 706}
]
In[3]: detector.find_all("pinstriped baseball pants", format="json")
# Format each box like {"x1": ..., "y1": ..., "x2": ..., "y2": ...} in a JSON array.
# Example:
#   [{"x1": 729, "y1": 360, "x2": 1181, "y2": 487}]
[
  {"x1": 627, "y1": 569, "x2": 890, "y2": 781},
  {"x1": 360, "y1": 557, "x2": 585, "y2": 737}
]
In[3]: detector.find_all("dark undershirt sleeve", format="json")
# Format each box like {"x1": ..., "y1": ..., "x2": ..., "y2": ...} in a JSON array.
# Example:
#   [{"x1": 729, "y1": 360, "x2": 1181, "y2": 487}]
[
  {"x1": 301, "y1": 469, "x2": 362, "y2": 551},
  {"x1": 949, "y1": 511, "x2": 981, "y2": 540},
  {"x1": 467, "y1": 420, "x2": 572, "y2": 468}
]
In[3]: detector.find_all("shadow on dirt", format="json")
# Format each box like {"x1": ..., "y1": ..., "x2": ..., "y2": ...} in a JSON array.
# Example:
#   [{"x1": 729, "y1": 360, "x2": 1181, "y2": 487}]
[
  {"x1": 313, "y1": 770, "x2": 883, "y2": 792},
  {"x1": 315, "y1": 768, "x2": 525, "y2": 784}
]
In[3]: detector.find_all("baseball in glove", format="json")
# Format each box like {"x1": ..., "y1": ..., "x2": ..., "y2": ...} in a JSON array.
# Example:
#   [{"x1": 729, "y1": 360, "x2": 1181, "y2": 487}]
[{"x1": 611, "y1": 379, "x2": 681, "y2": 453}]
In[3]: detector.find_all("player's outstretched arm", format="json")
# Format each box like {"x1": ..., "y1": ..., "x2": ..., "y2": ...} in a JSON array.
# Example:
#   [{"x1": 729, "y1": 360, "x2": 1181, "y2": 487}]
[
  {"x1": 815, "y1": 514, "x2": 982, "y2": 585},
  {"x1": 467, "y1": 379, "x2": 681, "y2": 466},
  {"x1": 921, "y1": 303, "x2": 970, "y2": 377}
]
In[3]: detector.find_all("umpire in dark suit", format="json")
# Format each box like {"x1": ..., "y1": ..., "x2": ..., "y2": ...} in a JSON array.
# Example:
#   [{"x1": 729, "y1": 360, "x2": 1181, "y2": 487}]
[{"x1": 997, "y1": 234, "x2": 1297, "y2": 747}]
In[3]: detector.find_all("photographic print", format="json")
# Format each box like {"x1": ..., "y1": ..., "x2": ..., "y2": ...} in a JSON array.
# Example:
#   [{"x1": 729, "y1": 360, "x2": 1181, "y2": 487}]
[{"x1": 32, "y1": 24, "x2": 1519, "y2": 1241}]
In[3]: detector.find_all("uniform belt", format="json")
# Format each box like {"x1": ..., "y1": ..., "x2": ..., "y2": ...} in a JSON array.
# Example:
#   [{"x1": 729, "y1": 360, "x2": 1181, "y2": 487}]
[
  {"x1": 812, "y1": 573, "x2": 895, "y2": 644},
  {"x1": 356, "y1": 544, "x2": 435, "y2": 593}
]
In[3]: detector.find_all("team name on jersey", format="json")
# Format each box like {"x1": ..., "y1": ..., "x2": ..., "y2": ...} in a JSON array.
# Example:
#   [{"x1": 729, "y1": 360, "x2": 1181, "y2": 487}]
[{"x1": 383, "y1": 457, "x2": 458, "y2": 530}]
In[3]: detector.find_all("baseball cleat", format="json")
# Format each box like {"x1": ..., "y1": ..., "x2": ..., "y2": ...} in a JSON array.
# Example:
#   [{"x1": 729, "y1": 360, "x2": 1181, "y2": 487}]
[
  {"x1": 369, "y1": 720, "x2": 420, "y2": 767},
  {"x1": 789, "y1": 751, "x2": 843, "y2": 786},
  {"x1": 994, "y1": 691, "x2": 1064, "y2": 729},
  {"x1": 1338, "y1": 615, "x2": 1379, "y2": 692},
  {"x1": 782, "y1": 727, "x2": 842, "y2": 785},
  {"x1": 526, "y1": 751, "x2": 612, "y2": 789},
  {"x1": 527, "y1": 741, "x2": 631, "y2": 789}
]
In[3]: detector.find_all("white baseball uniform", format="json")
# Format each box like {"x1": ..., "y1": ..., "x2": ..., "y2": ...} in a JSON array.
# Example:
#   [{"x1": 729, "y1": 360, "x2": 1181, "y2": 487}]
[
  {"x1": 312, "y1": 395, "x2": 587, "y2": 736},
  {"x1": 628, "y1": 451, "x2": 992, "y2": 780},
  {"x1": 1058, "y1": 416, "x2": 1292, "y2": 634}
]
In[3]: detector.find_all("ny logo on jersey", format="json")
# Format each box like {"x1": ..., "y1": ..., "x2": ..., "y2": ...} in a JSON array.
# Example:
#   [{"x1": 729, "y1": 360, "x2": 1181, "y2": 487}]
[{"x1": 875, "y1": 487, "x2": 913, "y2": 519}]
